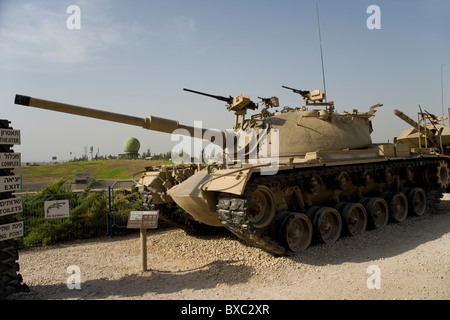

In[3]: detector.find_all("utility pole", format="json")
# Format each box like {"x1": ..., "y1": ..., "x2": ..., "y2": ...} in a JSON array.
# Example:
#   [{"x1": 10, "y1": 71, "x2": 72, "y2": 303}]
[{"x1": 441, "y1": 64, "x2": 446, "y2": 117}]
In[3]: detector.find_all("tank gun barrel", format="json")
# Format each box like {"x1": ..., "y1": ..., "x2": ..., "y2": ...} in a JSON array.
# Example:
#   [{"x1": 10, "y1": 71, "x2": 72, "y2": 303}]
[{"x1": 14, "y1": 94, "x2": 219, "y2": 141}]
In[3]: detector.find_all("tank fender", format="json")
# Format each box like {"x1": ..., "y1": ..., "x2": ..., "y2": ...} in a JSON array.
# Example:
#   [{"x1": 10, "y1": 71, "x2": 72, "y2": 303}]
[
  {"x1": 200, "y1": 167, "x2": 256, "y2": 195},
  {"x1": 137, "y1": 171, "x2": 171, "y2": 204}
]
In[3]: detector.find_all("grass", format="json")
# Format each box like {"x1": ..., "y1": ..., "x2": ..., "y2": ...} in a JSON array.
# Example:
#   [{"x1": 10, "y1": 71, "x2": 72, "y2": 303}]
[{"x1": 16, "y1": 159, "x2": 171, "y2": 182}]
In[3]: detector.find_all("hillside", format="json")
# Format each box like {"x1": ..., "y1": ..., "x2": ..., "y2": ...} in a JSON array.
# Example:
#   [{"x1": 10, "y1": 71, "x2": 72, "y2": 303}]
[{"x1": 15, "y1": 160, "x2": 169, "y2": 182}]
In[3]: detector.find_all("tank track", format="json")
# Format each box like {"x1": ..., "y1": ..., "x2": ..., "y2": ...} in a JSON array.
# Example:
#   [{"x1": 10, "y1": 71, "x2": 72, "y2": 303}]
[
  {"x1": 217, "y1": 158, "x2": 447, "y2": 256},
  {"x1": 0, "y1": 223, "x2": 29, "y2": 299}
]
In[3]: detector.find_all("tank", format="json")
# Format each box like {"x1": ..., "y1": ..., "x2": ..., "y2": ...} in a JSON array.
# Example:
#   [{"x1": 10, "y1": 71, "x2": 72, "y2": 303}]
[
  {"x1": 394, "y1": 108, "x2": 450, "y2": 155},
  {"x1": 14, "y1": 89, "x2": 450, "y2": 256}
]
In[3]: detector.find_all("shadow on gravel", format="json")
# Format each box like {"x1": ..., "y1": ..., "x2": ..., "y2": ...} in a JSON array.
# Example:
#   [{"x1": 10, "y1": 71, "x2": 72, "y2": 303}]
[
  {"x1": 288, "y1": 205, "x2": 450, "y2": 266},
  {"x1": 10, "y1": 260, "x2": 253, "y2": 300}
]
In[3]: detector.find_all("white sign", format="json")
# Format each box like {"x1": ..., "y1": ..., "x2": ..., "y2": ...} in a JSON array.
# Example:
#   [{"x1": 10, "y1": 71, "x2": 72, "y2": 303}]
[
  {"x1": 0, "y1": 129, "x2": 20, "y2": 145},
  {"x1": 0, "y1": 175, "x2": 22, "y2": 193},
  {"x1": 0, "y1": 197, "x2": 23, "y2": 217},
  {"x1": 45, "y1": 200, "x2": 70, "y2": 219},
  {"x1": 0, "y1": 221, "x2": 23, "y2": 241},
  {"x1": 127, "y1": 211, "x2": 159, "y2": 229},
  {"x1": 0, "y1": 152, "x2": 21, "y2": 169}
]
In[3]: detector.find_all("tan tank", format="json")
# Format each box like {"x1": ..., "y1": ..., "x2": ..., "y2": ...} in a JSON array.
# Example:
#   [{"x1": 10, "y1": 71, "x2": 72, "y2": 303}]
[
  {"x1": 394, "y1": 108, "x2": 450, "y2": 155},
  {"x1": 14, "y1": 89, "x2": 450, "y2": 256}
]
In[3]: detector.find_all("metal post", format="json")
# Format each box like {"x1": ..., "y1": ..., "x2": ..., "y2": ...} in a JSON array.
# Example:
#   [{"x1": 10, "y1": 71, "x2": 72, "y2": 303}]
[
  {"x1": 107, "y1": 186, "x2": 113, "y2": 237},
  {"x1": 140, "y1": 228, "x2": 147, "y2": 271}
]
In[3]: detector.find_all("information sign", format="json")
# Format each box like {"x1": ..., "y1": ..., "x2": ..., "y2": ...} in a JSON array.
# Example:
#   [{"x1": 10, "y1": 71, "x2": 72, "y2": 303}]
[
  {"x1": 0, "y1": 175, "x2": 22, "y2": 193},
  {"x1": 44, "y1": 200, "x2": 70, "y2": 219},
  {"x1": 0, "y1": 129, "x2": 20, "y2": 145},
  {"x1": 127, "y1": 211, "x2": 159, "y2": 229},
  {"x1": 0, "y1": 221, "x2": 23, "y2": 241},
  {"x1": 0, "y1": 152, "x2": 21, "y2": 169},
  {"x1": 0, "y1": 197, "x2": 23, "y2": 217}
]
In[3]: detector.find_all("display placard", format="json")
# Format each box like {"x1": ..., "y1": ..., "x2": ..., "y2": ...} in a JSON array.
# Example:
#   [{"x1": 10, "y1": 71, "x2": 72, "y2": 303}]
[
  {"x1": 127, "y1": 211, "x2": 159, "y2": 229},
  {"x1": 44, "y1": 200, "x2": 70, "y2": 219}
]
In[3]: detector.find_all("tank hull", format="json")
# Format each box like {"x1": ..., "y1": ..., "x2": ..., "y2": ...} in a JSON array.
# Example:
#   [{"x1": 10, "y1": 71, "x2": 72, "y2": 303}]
[{"x1": 168, "y1": 147, "x2": 450, "y2": 255}]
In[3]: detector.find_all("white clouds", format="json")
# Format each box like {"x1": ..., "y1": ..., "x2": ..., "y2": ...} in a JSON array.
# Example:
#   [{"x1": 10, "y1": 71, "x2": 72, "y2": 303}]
[
  {"x1": 0, "y1": 1, "x2": 130, "y2": 69},
  {"x1": 0, "y1": 1, "x2": 202, "y2": 71}
]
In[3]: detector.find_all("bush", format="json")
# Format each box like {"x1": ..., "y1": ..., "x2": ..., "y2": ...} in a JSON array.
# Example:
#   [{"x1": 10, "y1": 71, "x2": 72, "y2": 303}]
[{"x1": 18, "y1": 180, "x2": 143, "y2": 246}]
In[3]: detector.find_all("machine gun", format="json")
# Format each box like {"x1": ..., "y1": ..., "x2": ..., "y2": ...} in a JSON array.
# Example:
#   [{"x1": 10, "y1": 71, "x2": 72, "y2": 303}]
[
  {"x1": 281, "y1": 86, "x2": 310, "y2": 98},
  {"x1": 183, "y1": 88, "x2": 258, "y2": 111},
  {"x1": 282, "y1": 85, "x2": 334, "y2": 110}
]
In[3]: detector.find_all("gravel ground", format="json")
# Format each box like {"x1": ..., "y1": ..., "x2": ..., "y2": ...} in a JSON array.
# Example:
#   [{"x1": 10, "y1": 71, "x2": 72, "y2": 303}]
[{"x1": 8, "y1": 194, "x2": 450, "y2": 300}]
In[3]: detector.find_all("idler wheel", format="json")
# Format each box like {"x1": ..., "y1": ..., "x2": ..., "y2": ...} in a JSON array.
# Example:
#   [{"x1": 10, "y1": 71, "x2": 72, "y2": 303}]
[
  {"x1": 313, "y1": 207, "x2": 342, "y2": 244},
  {"x1": 407, "y1": 188, "x2": 427, "y2": 216},
  {"x1": 247, "y1": 185, "x2": 276, "y2": 228},
  {"x1": 384, "y1": 192, "x2": 408, "y2": 222},
  {"x1": 361, "y1": 197, "x2": 389, "y2": 229},
  {"x1": 279, "y1": 213, "x2": 313, "y2": 253},
  {"x1": 339, "y1": 202, "x2": 367, "y2": 236}
]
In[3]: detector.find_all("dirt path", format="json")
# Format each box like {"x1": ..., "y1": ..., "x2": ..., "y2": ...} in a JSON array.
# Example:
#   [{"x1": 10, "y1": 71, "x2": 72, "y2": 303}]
[{"x1": 8, "y1": 195, "x2": 450, "y2": 300}]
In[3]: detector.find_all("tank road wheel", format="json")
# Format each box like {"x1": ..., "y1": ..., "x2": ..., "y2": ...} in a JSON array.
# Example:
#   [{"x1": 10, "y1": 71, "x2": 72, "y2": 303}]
[
  {"x1": 247, "y1": 185, "x2": 276, "y2": 228},
  {"x1": 313, "y1": 207, "x2": 342, "y2": 244},
  {"x1": 336, "y1": 171, "x2": 351, "y2": 190},
  {"x1": 384, "y1": 192, "x2": 408, "y2": 222},
  {"x1": 385, "y1": 167, "x2": 395, "y2": 184},
  {"x1": 404, "y1": 165, "x2": 414, "y2": 182},
  {"x1": 279, "y1": 213, "x2": 313, "y2": 253},
  {"x1": 407, "y1": 188, "x2": 427, "y2": 216},
  {"x1": 361, "y1": 169, "x2": 374, "y2": 187},
  {"x1": 362, "y1": 197, "x2": 389, "y2": 229},
  {"x1": 340, "y1": 203, "x2": 367, "y2": 236},
  {"x1": 308, "y1": 174, "x2": 323, "y2": 195}
]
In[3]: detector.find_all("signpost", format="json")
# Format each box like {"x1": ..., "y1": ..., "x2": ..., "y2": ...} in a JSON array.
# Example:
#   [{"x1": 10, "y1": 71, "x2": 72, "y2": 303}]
[
  {"x1": 127, "y1": 211, "x2": 159, "y2": 271},
  {"x1": 0, "y1": 121, "x2": 27, "y2": 298}
]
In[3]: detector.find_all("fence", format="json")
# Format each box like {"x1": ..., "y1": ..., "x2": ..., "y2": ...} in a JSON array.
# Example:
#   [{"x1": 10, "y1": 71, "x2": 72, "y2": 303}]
[{"x1": 15, "y1": 181, "x2": 138, "y2": 247}]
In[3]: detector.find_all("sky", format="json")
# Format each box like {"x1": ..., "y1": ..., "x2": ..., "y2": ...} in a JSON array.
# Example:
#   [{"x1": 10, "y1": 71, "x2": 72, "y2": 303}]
[{"x1": 1, "y1": 0, "x2": 449, "y2": 163}]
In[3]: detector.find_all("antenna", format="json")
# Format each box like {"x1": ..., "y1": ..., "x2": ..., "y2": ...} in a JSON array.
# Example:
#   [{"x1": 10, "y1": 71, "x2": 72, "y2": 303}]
[{"x1": 316, "y1": 0, "x2": 327, "y2": 102}]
